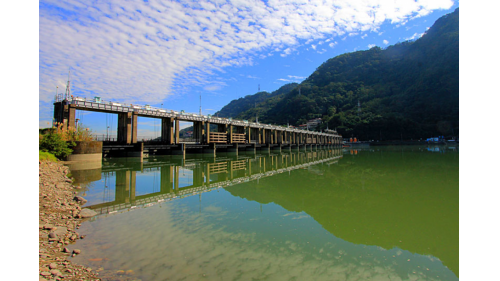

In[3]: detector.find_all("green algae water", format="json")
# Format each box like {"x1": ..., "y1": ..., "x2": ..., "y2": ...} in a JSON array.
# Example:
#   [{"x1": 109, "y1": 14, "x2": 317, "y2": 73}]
[{"x1": 69, "y1": 145, "x2": 458, "y2": 280}]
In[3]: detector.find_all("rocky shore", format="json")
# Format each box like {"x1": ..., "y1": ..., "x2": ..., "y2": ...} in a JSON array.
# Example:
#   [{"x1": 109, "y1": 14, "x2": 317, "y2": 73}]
[{"x1": 39, "y1": 160, "x2": 100, "y2": 280}]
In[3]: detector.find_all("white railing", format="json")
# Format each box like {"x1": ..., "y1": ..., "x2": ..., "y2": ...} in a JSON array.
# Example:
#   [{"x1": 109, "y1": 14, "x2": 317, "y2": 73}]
[{"x1": 63, "y1": 95, "x2": 340, "y2": 137}]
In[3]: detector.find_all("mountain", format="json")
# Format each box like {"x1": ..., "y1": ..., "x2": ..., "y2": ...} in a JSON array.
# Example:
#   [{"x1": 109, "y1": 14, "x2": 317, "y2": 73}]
[
  {"x1": 216, "y1": 8, "x2": 459, "y2": 140},
  {"x1": 214, "y1": 83, "x2": 298, "y2": 119}
]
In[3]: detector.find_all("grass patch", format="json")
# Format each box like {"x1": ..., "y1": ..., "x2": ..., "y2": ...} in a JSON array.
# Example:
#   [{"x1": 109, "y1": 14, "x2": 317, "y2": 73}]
[{"x1": 39, "y1": 150, "x2": 58, "y2": 162}]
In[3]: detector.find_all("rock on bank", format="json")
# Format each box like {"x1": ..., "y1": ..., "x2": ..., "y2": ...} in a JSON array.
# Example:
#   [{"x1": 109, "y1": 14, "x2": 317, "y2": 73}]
[{"x1": 39, "y1": 160, "x2": 99, "y2": 280}]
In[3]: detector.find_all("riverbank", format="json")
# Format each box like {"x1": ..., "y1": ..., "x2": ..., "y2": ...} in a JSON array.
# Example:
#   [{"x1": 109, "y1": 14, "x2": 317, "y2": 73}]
[{"x1": 39, "y1": 160, "x2": 100, "y2": 280}]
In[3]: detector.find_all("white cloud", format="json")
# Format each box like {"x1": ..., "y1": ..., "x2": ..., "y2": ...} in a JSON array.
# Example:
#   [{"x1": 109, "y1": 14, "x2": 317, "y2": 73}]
[
  {"x1": 281, "y1": 47, "x2": 294, "y2": 57},
  {"x1": 278, "y1": 75, "x2": 306, "y2": 83},
  {"x1": 78, "y1": 203, "x2": 452, "y2": 281},
  {"x1": 368, "y1": 44, "x2": 376, "y2": 49},
  {"x1": 39, "y1": 0, "x2": 455, "y2": 118},
  {"x1": 405, "y1": 32, "x2": 425, "y2": 41},
  {"x1": 204, "y1": 84, "x2": 224, "y2": 91},
  {"x1": 288, "y1": 75, "x2": 305, "y2": 80},
  {"x1": 383, "y1": 40, "x2": 389, "y2": 45}
]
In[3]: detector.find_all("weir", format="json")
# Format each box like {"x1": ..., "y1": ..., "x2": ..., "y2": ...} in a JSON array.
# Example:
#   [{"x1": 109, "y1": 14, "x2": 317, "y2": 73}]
[{"x1": 54, "y1": 97, "x2": 343, "y2": 158}]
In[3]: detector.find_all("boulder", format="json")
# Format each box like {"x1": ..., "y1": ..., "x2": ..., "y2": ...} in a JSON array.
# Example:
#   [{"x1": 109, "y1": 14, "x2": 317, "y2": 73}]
[
  {"x1": 73, "y1": 196, "x2": 87, "y2": 204},
  {"x1": 79, "y1": 209, "x2": 98, "y2": 218}
]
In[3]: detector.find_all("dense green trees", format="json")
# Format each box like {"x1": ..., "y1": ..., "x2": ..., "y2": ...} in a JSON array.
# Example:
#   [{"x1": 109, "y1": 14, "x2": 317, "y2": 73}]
[{"x1": 215, "y1": 8, "x2": 459, "y2": 140}]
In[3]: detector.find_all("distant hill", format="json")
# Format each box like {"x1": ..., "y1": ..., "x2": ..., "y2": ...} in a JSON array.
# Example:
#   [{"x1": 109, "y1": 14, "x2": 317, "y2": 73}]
[
  {"x1": 214, "y1": 83, "x2": 298, "y2": 120},
  {"x1": 216, "y1": 8, "x2": 459, "y2": 140}
]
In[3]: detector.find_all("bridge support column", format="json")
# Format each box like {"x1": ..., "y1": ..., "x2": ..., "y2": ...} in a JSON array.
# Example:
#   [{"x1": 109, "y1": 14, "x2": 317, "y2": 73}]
[
  {"x1": 193, "y1": 121, "x2": 205, "y2": 144},
  {"x1": 53, "y1": 102, "x2": 76, "y2": 129},
  {"x1": 118, "y1": 112, "x2": 132, "y2": 144},
  {"x1": 161, "y1": 117, "x2": 174, "y2": 144},
  {"x1": 227, "y1": 124, "x2": 233, "y2": 143},
  {"x1": 206, "y1": 122, "x2": 211, "y2": 144},
  {"x1": 175, "y1": 119, "x2": 180, "y2": 144},
  {"x1": 246, "y1": 126, "x2": 251, "y2": 143},
  {"x1": 131, "y1": 113, "x2": 138, "y2": 144}
]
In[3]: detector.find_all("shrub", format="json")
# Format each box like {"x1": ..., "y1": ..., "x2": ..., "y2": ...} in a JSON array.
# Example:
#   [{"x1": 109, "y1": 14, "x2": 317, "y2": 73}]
[
  {"x1": 53, "y1": 122, "x2": 95, "y2": 142},
  {"x1": 39, "y1": 131, "x2": 75, "y2": 159}
]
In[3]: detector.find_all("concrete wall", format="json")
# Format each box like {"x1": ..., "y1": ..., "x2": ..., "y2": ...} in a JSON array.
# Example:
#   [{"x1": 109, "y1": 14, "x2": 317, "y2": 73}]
[{"x1": 66, "y1": 141, "x2": 103, "y2": 162}]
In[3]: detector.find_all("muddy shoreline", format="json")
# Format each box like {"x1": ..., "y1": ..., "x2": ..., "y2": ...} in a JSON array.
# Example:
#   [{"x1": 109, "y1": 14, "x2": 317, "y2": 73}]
[{"x1": 39, "y1": 160, "x2": 100, "y2": 280}]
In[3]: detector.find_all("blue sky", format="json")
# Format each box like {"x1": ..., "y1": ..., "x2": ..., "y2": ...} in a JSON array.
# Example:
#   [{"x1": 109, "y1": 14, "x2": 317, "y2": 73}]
[{"x1": 38, "y1": 0, "x2": 458, "y2": 137}]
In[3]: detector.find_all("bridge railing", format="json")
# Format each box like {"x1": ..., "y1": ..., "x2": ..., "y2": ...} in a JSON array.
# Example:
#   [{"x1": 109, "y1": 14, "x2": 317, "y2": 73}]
[
  {"x1": 178, "y1": 137, "x2": 198, "y2": 144},
  {"x1": 62, "y1": 97, "x2": 342, "y2": 139},
  {"x1": 94, "y1": 135, "x2": 117, "y2": 142}
]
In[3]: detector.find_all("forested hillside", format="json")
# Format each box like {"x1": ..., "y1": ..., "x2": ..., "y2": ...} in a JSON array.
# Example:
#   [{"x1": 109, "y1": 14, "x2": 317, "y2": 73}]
[
  {"x1": 214, "y1": 83, "x2": 298, "y2": 118},
  {"x1": 216, "y1": 8, "x2": 459, "y2": 140}
]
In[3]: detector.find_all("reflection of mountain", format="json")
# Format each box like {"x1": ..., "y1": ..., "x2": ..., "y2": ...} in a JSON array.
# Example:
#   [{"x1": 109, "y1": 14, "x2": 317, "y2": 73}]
[
  {"x1": 225, "y1": 149, "x2": 459, "y2": 277},
  {"x1": 75, "y1": 150, "x2": 343, "y2": 214}
]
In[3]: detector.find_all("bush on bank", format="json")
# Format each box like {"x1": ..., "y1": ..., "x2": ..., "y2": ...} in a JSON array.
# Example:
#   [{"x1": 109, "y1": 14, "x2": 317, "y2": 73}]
[
  {"x1": 39, "y1": 131, "x2": 75, "y2": 160},
  {"x1": 39, "y1": 123, "x2": 95, "y2": 160}
]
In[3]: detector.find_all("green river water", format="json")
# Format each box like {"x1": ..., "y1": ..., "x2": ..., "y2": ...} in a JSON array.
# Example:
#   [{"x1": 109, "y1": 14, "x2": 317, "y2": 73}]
[{"x1": 68, "y1": 145, "x2": 458, "y2": 280}]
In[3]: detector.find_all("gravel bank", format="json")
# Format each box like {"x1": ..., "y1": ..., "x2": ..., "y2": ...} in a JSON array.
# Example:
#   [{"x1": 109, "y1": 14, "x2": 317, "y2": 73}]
[{"x1": 39, "y1": 160, "x2": 100, "y2": 280}]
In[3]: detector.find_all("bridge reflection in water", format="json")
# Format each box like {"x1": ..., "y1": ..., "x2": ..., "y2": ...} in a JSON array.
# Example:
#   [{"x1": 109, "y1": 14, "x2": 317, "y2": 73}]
[{"x1": 72, "y1": 149, "x2": 343, "y2": 216}]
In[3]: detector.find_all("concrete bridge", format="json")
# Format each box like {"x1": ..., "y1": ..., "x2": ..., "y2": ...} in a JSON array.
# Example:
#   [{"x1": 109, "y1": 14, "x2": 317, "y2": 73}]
[
  {"x1": 76, "y1": 149, "x2": 343, "y2": 217},
  {"x1": 54, "y1": 96, "x2": 342, "y2": 157}
]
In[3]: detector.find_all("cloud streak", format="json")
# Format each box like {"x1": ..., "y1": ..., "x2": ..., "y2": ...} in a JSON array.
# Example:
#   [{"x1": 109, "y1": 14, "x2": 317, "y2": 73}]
[{"x1": 39, "y1": 0, "x2": 454, "y2": 113}]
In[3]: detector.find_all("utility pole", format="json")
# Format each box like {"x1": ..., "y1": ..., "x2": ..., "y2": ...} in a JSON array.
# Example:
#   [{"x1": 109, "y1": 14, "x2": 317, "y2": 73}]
[
  {"x1": 199, "y1": 94, "x2": 202, "y2": 115},
  {"x1": 65, "y1": 69, "x2": 71, "y2": 100}
]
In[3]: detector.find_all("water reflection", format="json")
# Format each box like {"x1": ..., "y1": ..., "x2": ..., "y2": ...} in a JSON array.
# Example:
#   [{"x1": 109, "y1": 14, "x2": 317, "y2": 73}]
[
  {"x1": 69, "y1": 146, "x2": 458, "y2": 280},
  {"x1": 73, "y1": 149, "x2": 343, "y2": 213},
  {"x1": 225, "y1": 146, "x2": 459, "y2": 277}
]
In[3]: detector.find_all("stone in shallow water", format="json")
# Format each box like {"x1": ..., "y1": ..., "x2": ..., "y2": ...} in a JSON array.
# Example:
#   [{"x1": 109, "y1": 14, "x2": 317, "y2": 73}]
[
  {"x1": 79, "y1": 209, "x2": 97, "y2": 218},
  {"x1": 73, "y1": 196, "x2": 87, "y2": 204}
]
